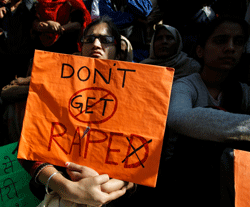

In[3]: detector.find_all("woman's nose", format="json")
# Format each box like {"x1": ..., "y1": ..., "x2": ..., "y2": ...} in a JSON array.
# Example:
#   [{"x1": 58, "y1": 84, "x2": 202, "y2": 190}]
[
  {"x1": 93, "y1": 37, "x2": 102, "y2": 47},
  {"x1": 225, "y1": 38, "x2": 235, "y2": 52}
]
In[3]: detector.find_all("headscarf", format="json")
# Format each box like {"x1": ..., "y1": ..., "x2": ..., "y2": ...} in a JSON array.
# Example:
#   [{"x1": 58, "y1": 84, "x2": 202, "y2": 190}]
[
  {"x1": 141, "y1": 24, "x2": 200, "y2": 80},
  {"x1": 36, "y1": 0, "x2": 91, "y2": 48},
  {"x1": 121, "y1": 35, "x2": 133, "y2": 62}
]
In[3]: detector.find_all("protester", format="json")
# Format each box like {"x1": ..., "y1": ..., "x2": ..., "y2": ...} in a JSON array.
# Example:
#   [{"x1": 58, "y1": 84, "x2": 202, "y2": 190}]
[
  {"x1": 0, "y1": 0, "x2": 36, "y2": 89},
  {"x1": 1, "y1": 60, "x2": 32, "y2": 146},
  {"x1": 33, "y1": 0, "x2": 91, "y2": 54},
  {"x1": 18, "y1": 16, "x2": 134, "y2": 206},
  {"x1": 165, "y1": 16, "x2": 249, "y2": 207},
  {"x1": 141, "y1": 24, "x2": 201, "y2": 80}
]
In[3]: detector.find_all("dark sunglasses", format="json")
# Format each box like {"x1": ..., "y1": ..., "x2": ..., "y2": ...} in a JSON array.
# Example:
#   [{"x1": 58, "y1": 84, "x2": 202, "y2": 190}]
[{"x1": 82, "y1": 35, "x2": 116, "y2": 44}]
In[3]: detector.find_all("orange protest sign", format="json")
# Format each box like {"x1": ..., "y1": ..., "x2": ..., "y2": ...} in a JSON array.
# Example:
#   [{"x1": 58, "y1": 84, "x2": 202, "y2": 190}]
[
  {"x1": 17, "y1": 50, "x2": 174, "y2": 187},
  {"x1": 234, "y1": 149, "x2": 250, "y2": 207}
]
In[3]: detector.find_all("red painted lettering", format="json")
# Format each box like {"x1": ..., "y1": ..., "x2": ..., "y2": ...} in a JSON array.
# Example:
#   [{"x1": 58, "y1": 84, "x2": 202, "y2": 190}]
[
  {"x1": 105, "y1": 132, "x2": 122, "y2": 165},
  {"x1": 84, "y1": 129, "x2": 108, "y2": 158},
  {"x1": 48, "y1": 122, "x2": 68, "y2": 154},
  {"x1": 69, "y1": 127, "x2": 82, "y2": 156},
  {"x1": 124, "y1": 134, "x2": 149, "y2": 168}
]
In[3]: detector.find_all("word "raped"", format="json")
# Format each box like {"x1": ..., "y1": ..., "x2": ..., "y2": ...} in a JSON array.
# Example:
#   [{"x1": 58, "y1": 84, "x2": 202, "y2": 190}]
[{"x1": 48, "y1": 122, "x2": 152, "y2": 169}]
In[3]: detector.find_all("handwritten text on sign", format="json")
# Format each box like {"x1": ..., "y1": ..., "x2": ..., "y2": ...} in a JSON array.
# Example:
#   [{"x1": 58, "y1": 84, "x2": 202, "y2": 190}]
[
  {"x1": 0, "y1": 142, "x2": 40, "y2": 207},
  {"x1": 17, "y1": 50, "x2": 174, "y2": 187}
]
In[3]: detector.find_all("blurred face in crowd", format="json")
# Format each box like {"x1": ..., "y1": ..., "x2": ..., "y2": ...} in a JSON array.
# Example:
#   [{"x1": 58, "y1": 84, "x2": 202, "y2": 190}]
[
  {"x1": 196, "y1": 21, "x2": 245, "y2": 72},
  {"x1": 0, "y1": 0, "x2": 10, "y2": 4},
  {"x1": 153, "y1": 28, "x2": 178, "y2": 59},
  {"x1": 81, "y1": 22, "x2": 117, "y2": 60}
]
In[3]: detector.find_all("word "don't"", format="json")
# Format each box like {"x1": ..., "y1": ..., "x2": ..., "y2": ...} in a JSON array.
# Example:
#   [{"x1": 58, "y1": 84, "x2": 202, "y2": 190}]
[{"x1": 61, "y1": 63, "x2": 136, "y2": 88}]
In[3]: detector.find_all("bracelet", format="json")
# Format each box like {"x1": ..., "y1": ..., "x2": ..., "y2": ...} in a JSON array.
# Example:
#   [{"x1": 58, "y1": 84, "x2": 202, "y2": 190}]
[
  {"x1": 34, "y1": 163, "x2": 53, "y2": 184},
  {"x1": 45, "y1": 171, "x2": 63, "y2": 195}
]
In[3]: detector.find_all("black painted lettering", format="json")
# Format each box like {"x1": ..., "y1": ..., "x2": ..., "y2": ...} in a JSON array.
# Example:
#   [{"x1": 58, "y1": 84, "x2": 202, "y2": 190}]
[
  {"x1": 117, "y1": 68, "x2": 136, "y2": 88},
  {"x1": 61, "y1": 63, "x2": 74, "y2": 78},
  {"x1": 71, "y1": 95, "x2": 83, "y2": 114},
  {"x1": 94, "y1": 68, "x2": 111, "y2": 84},
  {"x1": 78, "y1": 66, "x2": 90, "y2": 81},
  {"x1": 100, "y1": 98, "x2": 113, "y2": 116},
  {"x1": 85, "y1": 97, "x2": 95, "y2": 114}
]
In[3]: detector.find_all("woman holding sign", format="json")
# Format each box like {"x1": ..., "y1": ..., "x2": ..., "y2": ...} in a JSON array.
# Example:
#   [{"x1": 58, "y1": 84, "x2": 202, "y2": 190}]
[
  {"x1": 19, "y1": 16, "x2": 134, "y2": 207},
  {"x1": 166, "y1": 16, "x2": 250, "y2": 207}
]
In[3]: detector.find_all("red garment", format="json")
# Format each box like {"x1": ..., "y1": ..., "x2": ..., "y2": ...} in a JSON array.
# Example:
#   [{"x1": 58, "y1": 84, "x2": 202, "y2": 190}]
[{"x1": 37, "y1": 0, "x2": 91, "y2": 49}]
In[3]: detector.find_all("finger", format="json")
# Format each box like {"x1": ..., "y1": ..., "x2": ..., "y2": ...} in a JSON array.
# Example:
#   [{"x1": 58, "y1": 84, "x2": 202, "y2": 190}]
[
  {"x1": 65, "y1": 162, "x2": 99, "y2": 179},
  {"x1": 105, "y1": 187, "x2": 126, "y2": 202},
  {"x1": 66, "y1": 169, "x2": 83, "y2": 181},
  {"x1": 101, "y1": 179, "x2": 126, "y2": 193},
  {"x1": 126, "y1": 182, "x2": 134, "y2": 190},
  {"x1": 10, "y1": 80, "x2": 17, "y2": 85},
  {"x1": 94, "y1": 174, "x2": 109, "y2": 185},
  {"x1": 58, "y1": 27, "x2": 63, "y2": 35},
  {"x1": 65, "y1": 162, "x2": 82, "y2": 172}
]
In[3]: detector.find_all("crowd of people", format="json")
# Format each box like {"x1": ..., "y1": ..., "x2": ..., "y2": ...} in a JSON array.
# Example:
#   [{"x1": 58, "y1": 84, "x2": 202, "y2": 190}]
[{"x1": 0, "y1": 0, "x2": 249, "y2": 206}]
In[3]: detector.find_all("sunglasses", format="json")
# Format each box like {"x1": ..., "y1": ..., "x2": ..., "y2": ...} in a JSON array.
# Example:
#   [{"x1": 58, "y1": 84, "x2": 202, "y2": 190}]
[{"x1": 82, "y1": 35, "x2": 116, "y2": 44}]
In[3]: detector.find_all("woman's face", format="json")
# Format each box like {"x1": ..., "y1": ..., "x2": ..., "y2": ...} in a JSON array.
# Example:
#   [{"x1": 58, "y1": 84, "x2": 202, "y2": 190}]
[
  {"x1": 81, "y1": 22, "x2": 117, "y2": 60},
  {"x1": 153, "y1": 28, "x2": 178, "y2": 59},
  {"x1": 197, "y1": 21, "x2": 245, "y2": 71}
]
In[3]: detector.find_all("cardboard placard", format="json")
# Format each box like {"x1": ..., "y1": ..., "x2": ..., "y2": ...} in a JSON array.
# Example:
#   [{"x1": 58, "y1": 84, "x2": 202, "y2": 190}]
[
  {"x1": 17, "y1": 50, "x2": 174, "y2": 187},
  {"x1": 234, "y1": 149, "x2": 250, "y2": 207},
  {"x1": 0, "y1": 142, "x2": 40, "y2": 207}
]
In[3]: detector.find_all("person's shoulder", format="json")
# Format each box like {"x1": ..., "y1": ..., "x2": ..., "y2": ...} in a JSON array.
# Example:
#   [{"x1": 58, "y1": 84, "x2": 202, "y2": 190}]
[
  {"x1": 174, "y1": 73, "x2": 200, "y2": 85},
  {"x1": 172, "y1": 73, "x2": 204, "y2": 96}
]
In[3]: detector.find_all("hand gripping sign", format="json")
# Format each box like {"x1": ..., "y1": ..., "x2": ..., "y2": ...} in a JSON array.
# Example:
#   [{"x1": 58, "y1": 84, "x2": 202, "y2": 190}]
[{"x1": 17, "y1": 50, "x2": 174, "y2": 187}]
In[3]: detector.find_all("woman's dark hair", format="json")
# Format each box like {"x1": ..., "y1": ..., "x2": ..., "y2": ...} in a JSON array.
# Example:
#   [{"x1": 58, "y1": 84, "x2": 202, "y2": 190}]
[
  {"x1": 197, "y1": 15, "x2": 249, "y2": 48},
  {"x1": 82, "y1": 16, "x2": 121, "y2": 57}
]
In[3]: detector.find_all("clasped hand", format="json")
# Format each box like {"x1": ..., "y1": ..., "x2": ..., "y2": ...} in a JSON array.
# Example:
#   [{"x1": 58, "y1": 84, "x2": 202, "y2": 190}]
[{"x1": 58, "y1": 162, "x2": 134, "y2": 206}]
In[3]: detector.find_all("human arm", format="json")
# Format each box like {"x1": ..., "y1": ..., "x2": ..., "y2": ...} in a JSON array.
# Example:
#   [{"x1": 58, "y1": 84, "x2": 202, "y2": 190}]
[
  {"x1": 60, "y1": 9, "x2": 83, "y2": 33},
  {"x1": 33, "y1": 20, "x2": 63, "y2": 33},
  {"x1": 1, "y1": 77, "x2": 31, "y2": 103},
  {"x1": 61, "y1": 22, "x2": 81, "y2": 33},
  {"x1": 167, "y1": 79, "x2": 250, "y2": 143},
  {"x1": 0, "y1": 6, "x2": 7, "y2": 35},
  {"x1": 0, "y1": 6, "x2": 6, "y2": 18}
]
